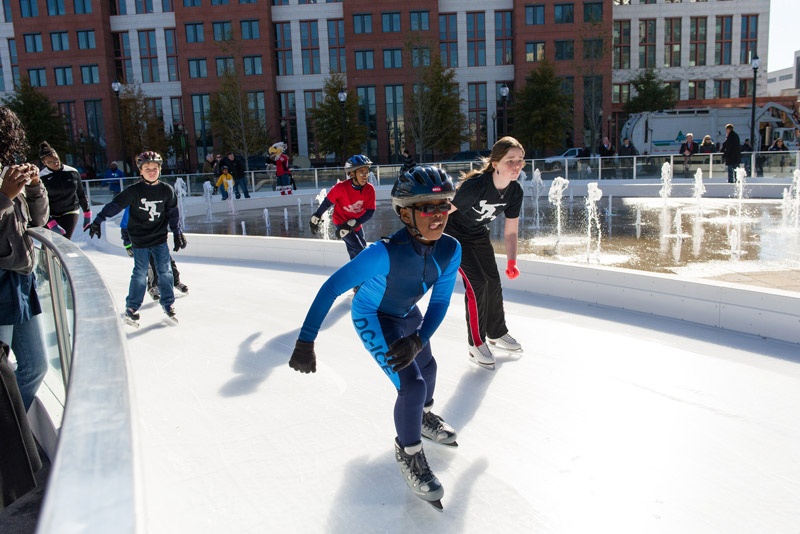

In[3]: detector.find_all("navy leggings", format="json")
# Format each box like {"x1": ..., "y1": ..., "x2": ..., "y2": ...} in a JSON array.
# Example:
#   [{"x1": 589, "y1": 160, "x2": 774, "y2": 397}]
[{"x1": 352, "y1": 305, "x2": 436, "y2": 448}]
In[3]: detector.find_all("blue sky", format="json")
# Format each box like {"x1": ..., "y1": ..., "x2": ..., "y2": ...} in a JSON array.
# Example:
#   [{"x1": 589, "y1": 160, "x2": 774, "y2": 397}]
[{"x1": 768, "y1": 0, "x2": 798, "y2": 72}]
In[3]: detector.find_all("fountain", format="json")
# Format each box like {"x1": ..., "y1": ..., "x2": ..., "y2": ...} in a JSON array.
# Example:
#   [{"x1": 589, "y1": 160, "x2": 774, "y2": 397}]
[
  {"x1": 659, "y1": 162, "x2": 673, "y2": 202},
  {"x1": 202, "y1": 181, "x2": 220, "y2": 223},
  {"x1": 635, "y1": 208, "x2": 642, "y2": 239},
  {"x1": 528, "y1": 169, "x2": 544, "y2": 229},
  {"x1": 241, "y1": 221, "x2": 247, "y2": 236},
  {"x1": 693, "y1": 168, "x2": 705, "y2": 212},
  {"x1": 313, "y1": 188, "x2": 333, "y2": 239},
  {"x1": 175, "y1": 177, "x2": 187, "y2": 231},
  {"x1": 284, "y1": 208, "x2": 289, "y2": 231},
  {"x1": 783, "y1": 169, "x2": 800, "y2": 229},
  {"x1": 548, "y1": 177, "x2": 569, "y2": 244},
  {"x1": 226, "y1": 178, "x2": 236, "y2": 214},
  {"x1": 585, "y1": 182, "x2": 603, "y2": 261}
]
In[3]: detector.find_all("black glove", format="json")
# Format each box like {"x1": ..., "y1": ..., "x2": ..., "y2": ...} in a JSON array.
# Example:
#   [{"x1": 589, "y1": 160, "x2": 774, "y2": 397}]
[
  {"x1": 86, "y1": 220, "x2": 102, "y2": 239},
  {"x1": 385, "y1": 334, "x2": 423, "y2": 373},
  {"x1": 309, "y1": 214, "x2": 321, "y2": 235},
  {"x1": 289, "y1": 340, "x2": 316, "y2": 373},
  {"x1": 124, "y1": 244, "x2": 133, "y2": 257},
  {"x1": 173, "y1": 232, "x2": 187, "y2": 252}
]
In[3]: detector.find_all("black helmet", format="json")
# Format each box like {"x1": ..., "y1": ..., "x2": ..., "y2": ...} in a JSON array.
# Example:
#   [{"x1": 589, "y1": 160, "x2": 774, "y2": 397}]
[
  {"x1": 345, "y1": 155, "x2": 372, "y2": 170},
  {"x1": 391, "y1": 165, "x2": 455, "y2": 215},
  {"x1": 136, "y1": 150, "x2": 163, "y2": 168}
]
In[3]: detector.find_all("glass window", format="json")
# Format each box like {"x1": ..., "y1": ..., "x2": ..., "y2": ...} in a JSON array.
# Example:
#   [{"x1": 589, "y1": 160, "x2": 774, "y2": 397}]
[
  {"x1": 243, "y1": 55, "x2": 262, "y2": 75},
  {"x1": 555, "y1": 40, "x2": 574, "y2": 61},
  {"x1": 467, "y1": 12, "x2": 485, "y2": 67},
  {"x1": 300, "y1": 20, "x2": 320, "y2": 74},
  {"x1": 188, "y1": 58, "x2": 207, "y2": 78},
  {"x1": 80, "y1": 64, "x2": 99, "y2": 84},
  {"x1": 241, "y1": 20, "x2": 259, "y2": 40},
  {"x1": 274, "y1": 22, "x2": 292, "y2": 75},
  {"x1": 28, "y1": 68, "x2": 46, "y2": 86},
  {"x1": 77, "y1": 29, "x2": 95, "y2": 49},
  {"x1": 690, "y1": 17, "x2": 706, "y2": 67},
  {"x1": 355, "y1": 50, "x2": 374, "y2": 70},
  {"x1": 664, "y1": 17, "x2": 681, "y2": 67},
  {"x1": 186, "y1": 23, "x2": 204, "y2": 43},
  {"x1": 353, "y1": 13, "x2": 372, "y2": 34},
  {"x1": 24, "y1": 33, "x2": 43, "y2": 53},
  {"x1": 139, "y1": 30, "x2": 159, "y2": 83},
  {"x1": 495, "y1": 11, "x2": 512, "y2": 66},
  {"x1": 526, "y1": 41, "x2": 544, "y2": 62},
  {"x1": 328, "y1": 19, "x2": 345, "y2": 73},
  {"x1": 47, "y1": 0, "x2": 65, "y2": 15},
  {"x1": 135, "y1": 0, "x2": 152, "y2": 14},
  {"x1": 613, "y1": 20, "x2": 630, "y2": 69},
  {"x1": 740, "y1": 15, "x2": 757, "y2": 64},
  {"x1": 383, "y1": 48, "x2": 401, "y2": 69},
  {"x1": 382, "y1": 12, "x2": 400, "y2": 32},
  {"x1": 439, "y1": 13, "x2": 457, "y2": 67},
  {"x1": 410, "y1": 10, "x2": 429, "y2": 31},
  {"x1": 584, "y1": 2, "x2": 602, "y2": 23},
  {"x1": 51, "y1": 31, "x2": 69, "y2": 51},
  {"x1": 54, "y1": 66, "x2": 72, "y2": 85},
  {"x1": 213, "y1": 21, "x2": 232, "y2": 41},
  {"x1": 215, "y1": 57, "x2": 234, "y2": 76},
  {"x1": 20, "y1": 0, "x2": 39, "y2": 17},
  {"x1": 526, "y1": 5, "x2": 544, "y2": 25},
  {"x1": 555, "y1": 4, "x2": 574, "y2": 24},
  {"x1": 639, "y1": 19, "x2": 656, "y2": 68},
  {"x1": 74, "y1": 0, "x2": 91, "y2": 14},
  {"x1": 715, "y1": 15, "x2": 732, "y2": 65},
  {"x1": 165, "y1": 28, "x2": 178, "y2": 81}
]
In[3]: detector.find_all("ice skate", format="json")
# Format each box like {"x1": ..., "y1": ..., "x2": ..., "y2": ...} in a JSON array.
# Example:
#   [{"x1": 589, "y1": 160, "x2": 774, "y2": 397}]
[
  {"x1": 468, "y1": 343, "x2": 495, "y2": 370},
  {"x1": 174, "y1": 281, "x2": 189, "y2": 293},
  {"x1": 123, "y1": 308, "x2": 140, "y2": 328},
  {"x1": 422, "y1": 403, "x2": 458, "y2": 447},
  {"x1": 394, "y1": 438, "x2": 444, "y2": 511},
  {"x1": 148, "y1": 285, "x2": 160, "y2": 301},
  {"x1": 163, "y1": 305, "x2": 178, "y2": 324},
  {"x1": 487, "y1": 333, "x2": 523, "y2": 352}
]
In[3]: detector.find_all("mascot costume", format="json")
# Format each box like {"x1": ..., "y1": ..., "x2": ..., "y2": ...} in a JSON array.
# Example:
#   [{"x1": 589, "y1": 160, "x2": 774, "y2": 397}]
[{"x1": 269, "y1": 142, "x2": 293, "y2": 195}]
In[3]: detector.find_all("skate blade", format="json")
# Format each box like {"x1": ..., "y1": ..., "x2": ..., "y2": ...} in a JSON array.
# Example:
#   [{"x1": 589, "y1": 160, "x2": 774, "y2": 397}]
[
  {"x1": 164, "y1": 315, "x2": 179, "y2": 325},
  {"x1": 422, "y1": 436, "x2": 459, "y2": 448},
  {"x1": 468, "y1": 355, "x2": 495, "y2": 371},
  {"x1": 426, "y1": 499, "x2": 443, "y2": 512},
  {"x1": 122, "y1": 315, "x2": 140, "y2": 328},
  {"x1": 487, "y1": 341, "x2": 524, "y2": 353}
]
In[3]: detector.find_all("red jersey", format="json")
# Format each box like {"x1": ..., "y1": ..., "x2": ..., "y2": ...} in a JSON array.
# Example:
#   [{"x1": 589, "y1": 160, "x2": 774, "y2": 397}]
[
  {"x1": 275, "y1": 153, "x2": 290, "y2": 176},
  {"x1": 326, "y1": 180, "x2": 376, "y2": 226}
]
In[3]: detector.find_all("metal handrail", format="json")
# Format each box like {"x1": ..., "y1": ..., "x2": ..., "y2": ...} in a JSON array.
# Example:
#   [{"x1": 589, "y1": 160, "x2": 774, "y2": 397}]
[{"x1": 28, "y1": 229, "x2": 139, "y2": 534}]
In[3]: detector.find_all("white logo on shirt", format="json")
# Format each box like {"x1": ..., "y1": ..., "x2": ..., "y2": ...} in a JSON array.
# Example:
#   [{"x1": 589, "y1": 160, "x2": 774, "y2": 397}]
[
  {"x1": 343, "y1": 200, "x2": 364, "y2": 214},
  {"x1": 139, "y1": 198, "x2": 163, "y2": 221},
  {"x1": 472, "y1": 200, "x2": 502, "y2": 222}
]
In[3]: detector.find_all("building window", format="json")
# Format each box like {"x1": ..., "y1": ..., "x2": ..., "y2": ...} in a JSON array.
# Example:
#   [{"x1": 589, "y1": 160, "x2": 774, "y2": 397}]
[
  {"x1": 328, "y1": 19, "x2": 345, "y2": 73},
  {"x1": 139, "y1": 30, "x2": 159, "y2": 82},
  {"x1": 274, "y1": 23, "x2": 292, "y2": 75},
  {"x1": 246, "y1": 91, "x2": 265, "y2": 126},
  {"x1": 210, "y1": 0, "x2": 228, "y2": 4},
  {"x1": 382, "y1": 12, "x2": 400, "y2": 32},
  {"x1": 186, "y1": 23, "x2": 203, "y2": 43},
  {"x1": 213, "y1": 21, "x2": 231, "y2": 41},
  {"x1": 584, "y1": 2, "x2": 602, "y2": 23},
  {"x1": 613, "y1": 20, "x2": 630, "y2": 69},
  {"x1": 183, "y1": 0, "x2": 199, "y2": 6},
  {"x1": 278, "y1": 91, "x2": 298, "y2": 157},
  {"x1": 715, "y1": 15, "x2": 732, "y2": 65},
  {"x1": 357, "y1": 86, "x2": 377, "y2": 160},
  {"x1": 113, "y1": 32, "x2": 132, "y2": 82},
  {"x1": 47, "y1": 0, "x2": 65, "y2": 15},
  {"x1": 110, "y1": 0, "x2": 126, "y2": 14},
  {"x1": 215, "y1": 56, "x2": 234, "y2": 76},
  {"x1": 20, "y1": 0, "x2": 38, "y2": 17},
  {"x1": 665, "y1": 81, "x2": 680, "y2": 100},
  {"x1": 23, "y1": 33, "x2": 42, "y2": 53},
  {"x1": 58, "y1": 101, "x2": 77, "y2": 142},
  {"x1": 77, "y1": 29, "x2": 95, "y2": 49},
  {"x1": 555, "y1": 4, "x2": 574, "y2": 24},
  {"x1": 495, "y1": 10, "x2": 512, "y2": 66},
  {"x1": 192, "y1": 94, "x2": 212, "y2": 161},
  {"x1": 612, "y1": 83, "x2": 630, "y2": 104},
  {"x1": 145, "y1": 98, "x2": 163, "y2": 120},
  {"x1": 243, "y1": 55, "x2": 262, "y2": 75},
  {"x1": 639, "y1": 19, "x2": 656, "y2": 68},
  {"x1": 272, "y1": 0, "x2": 288, "y2": 4},
  {"x1": 50, "y1": 31, "x2": 69, "y2": 51},
  {"x1": 714, "y1": 79, "x2": 730, "y2": 98},
  {"x1": 584, "y1": 38, "x2": 602, "y2": 60},
  {"x1": 526, "y1": 5, "x2": 544, "y2": 25},
  {"x1": 54, "y1": 66, "x2": 72, "y2": 85},
  {"x1": 383, "y1": 48, "x2": 401, "y2": 69},
  {"x1": 162, "y1": 0, "x2": 172, "y2": 12},
  {"x1": 300, "y1": 21, "x2": 320, "y2": 74},
  {"x1": 439, "y1": 13, "x2": 457, "y2": 67},
  {"x1": 526, "y1": 41, "x2": 544, "y2": 62},
  {"x1": 165, "y1": 28, "x2": 179, "y2": 81},
  {"x1": 738, "y1": 78, "x2": 754, "y2": 98},
  {"x1": 410, "y1": 10, "x2": 429, "y2": 31},
  {"x1": 355, "y1": 50, "x2": 374, "y2": 70},
  {"x1": 188, "y1": 58, "x2": 207, "y2": 78},
  {"x1": 385, "y1": 84, "x2": 404, "y2": 162},
  {"x1": 411, "y1": 46, "x2": 430, "y2": 67},
  {"x1": 8, "y1": 39, "x2": 18, "y2": 87},
  {"x1": 353, "y1": 13, "x2": 371, "y2": 34},
  {"x1": 467, "y1": 82, "x2": 487, "y2": 150},
  {"x1": 29, "y1": 68, "x2": 46, "y2": 86},
  {"x1": 690, "y1": 17, "x2": 706, "y2": 67},
  {"x1": 467, "y1": 12, "x2": 485, "y2": 67},
  {"x1": 171, "y1": 96, "x2": 183, "y2": 126},
  {"x1": 664, "y1": 18, "x2": 681, "y2": 67},
  {"x1": 740, "y1": 15, "x2": 757, "y2": 64},
  {"x1": 80, "y1": 64, "x2": 99, "y2": 84},
  {"x1": 135, "y1": 0, "x2": 153, "y2": 14},
  {"x1": 640, "y1": 0, "x2": 655, "y2": 4},
  {"x1": 74, "y1": 0, "x2": 91, "y2": 14},
  {"x1": 688, "y1": 80, "x2": 705, "y2": 100},
  {"x1": 304, "y1": 90, "x2": 323, "y2": 161},
  {"x1": 3, "y1": 0, "x2": 13, "y2": 21},
  {"x1": 241, "y1": 20, "x2": 259, "y2": 40},
  {"x1": 555, "y1": 40, "x2": 574, "y2": 61}
]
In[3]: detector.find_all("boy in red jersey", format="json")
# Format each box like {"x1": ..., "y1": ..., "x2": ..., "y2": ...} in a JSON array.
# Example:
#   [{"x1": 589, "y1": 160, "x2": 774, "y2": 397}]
[{"x1": 309, "y1": 155, "x2": 376, "y2": 260}]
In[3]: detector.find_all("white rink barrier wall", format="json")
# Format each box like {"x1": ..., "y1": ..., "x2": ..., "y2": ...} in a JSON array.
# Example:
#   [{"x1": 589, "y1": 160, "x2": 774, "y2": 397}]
[{"x1": 102, "y1": 219, "x2": 800, "y2": 346}]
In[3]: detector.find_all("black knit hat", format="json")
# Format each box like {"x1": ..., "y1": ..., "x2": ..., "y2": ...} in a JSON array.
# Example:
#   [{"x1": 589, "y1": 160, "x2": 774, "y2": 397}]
[{"x1": 39, "y1": 141, "x2": 57, "y2": 159}]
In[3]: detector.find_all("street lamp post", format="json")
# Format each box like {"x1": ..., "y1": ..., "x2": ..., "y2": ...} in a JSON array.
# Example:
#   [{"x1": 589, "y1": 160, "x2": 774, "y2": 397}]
[
  {"x1": 491, "y1": 111, "x2": 497, "y2": 144},
  {"x1": 78, "y1": 128, "x2": 86, "y2": 167},
  {"x1": 111, "y1": 79, "x2": 127, "y2": 173},
  {"x1": 499, "y1": 83, "x2": 510, "y2": 139},
  {"x1": 607, "y1": 115, "x2": 612, "y2": 142},
  {"x1": 338, "y1": 89, "x2": 348, "y2": 164},
  {"x1": 750, "y1": 53, "x2": 760, "y2": 153}
]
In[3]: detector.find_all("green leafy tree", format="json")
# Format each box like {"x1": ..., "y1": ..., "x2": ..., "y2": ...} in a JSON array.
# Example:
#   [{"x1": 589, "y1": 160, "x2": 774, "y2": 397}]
[
  {"x1": 307, "y1": 72, "x2": 367, "y2": 162},
  {"x1": 208, "y1": 39, "x2": 270, "y2": 170},
  {"x1": 405, "y1": 37, "x2": 468, "y2": 160},
  {"x1": 119, "y1": 83, "x2": 171, "y2": 171},
  {"x1": 511, "y1": 61, "x2": 572, "y2": 154},
  {"x1": 2, "y1": 78, "x2": 70, "y2": 162},
  {"x1": 623, "y1": 69, "x2": 678, "y2": 115}
]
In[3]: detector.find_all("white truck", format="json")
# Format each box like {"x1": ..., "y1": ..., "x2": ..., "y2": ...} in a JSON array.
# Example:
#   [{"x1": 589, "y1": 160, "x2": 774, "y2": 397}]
[{"x1": 620, "y1": 103, "x2": 800, "y2": 154}]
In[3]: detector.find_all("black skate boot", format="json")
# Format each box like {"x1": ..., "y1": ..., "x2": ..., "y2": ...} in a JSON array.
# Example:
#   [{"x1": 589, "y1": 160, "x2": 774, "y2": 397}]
[
  {"x1": 123, "y1": 308, "x2": 140, "y2": 328},
  {"x1": 394, "y1": 438, "x2": 444, "y2": 511},
  {"x1": 148, "y1": 285, "x2": 161, "y2": 301},
  {"x1": 421, "y1": 402, "x2": 458, "y2": 447},
  {"x1": 174, "y1": 281, "x2": 189, "y2": 293},
  {"x1": 163, "y1": 305, "x2": 178, "y2": 324}
]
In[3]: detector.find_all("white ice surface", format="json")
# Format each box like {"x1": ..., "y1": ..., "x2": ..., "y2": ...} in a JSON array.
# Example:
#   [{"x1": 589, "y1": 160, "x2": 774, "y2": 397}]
[{"x1": 77, "y1": 236, "x2": 800, "y2": 534}]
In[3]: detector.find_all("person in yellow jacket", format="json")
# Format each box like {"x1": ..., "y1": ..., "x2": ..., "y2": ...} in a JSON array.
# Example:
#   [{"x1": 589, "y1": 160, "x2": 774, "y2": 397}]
[{"x1": 215, "y1": 166, "x2": 233, "y2": 200}]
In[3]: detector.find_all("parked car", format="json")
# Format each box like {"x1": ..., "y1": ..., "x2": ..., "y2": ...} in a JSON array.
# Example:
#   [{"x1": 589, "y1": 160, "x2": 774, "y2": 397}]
[{"x1": 543, "y1": 148, "x2": 583, "y2": 171}]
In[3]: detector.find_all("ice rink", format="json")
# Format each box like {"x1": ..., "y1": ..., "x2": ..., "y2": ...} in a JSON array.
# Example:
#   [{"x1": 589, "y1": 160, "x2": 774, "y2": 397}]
[{"x1": 79, "y1": 235, "x2": 800, "y2": 534}]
